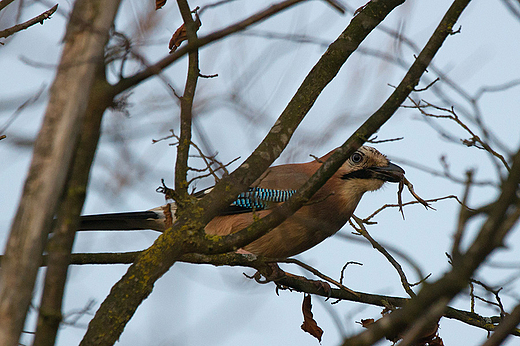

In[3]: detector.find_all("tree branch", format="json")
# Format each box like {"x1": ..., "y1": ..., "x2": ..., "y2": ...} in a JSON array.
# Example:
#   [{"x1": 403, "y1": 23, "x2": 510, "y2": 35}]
[
  {"x1": 33, "y1": 61, "x2": 113, "y2": 346},
  {"x1": 351, "y1": 216, "x2": 416, "y2": 298},
  {"x1": 2, "y1": 250, "x2": 518, "y2": 338},
  {"x1": 174, "y1": 1, "x2": 200, "y2": 200},
  {"x1": 0, "y1": 0, "x2": 16, "y2": 12},
  {"x1": 0, "y1": 4, "x2": 58, "y2": 39},
  {"x1": 341, "y1": 132, "x2": 520, "y2": 345},
  {"x1": 0, "y1": 1, "x2": 121, "y2": 344},
  {"x1": 79, "y1": 2, "x2": 406, "y2": 345},
  {"x1": 109, "y1": 0, "x2": 308, "y2": 97}
]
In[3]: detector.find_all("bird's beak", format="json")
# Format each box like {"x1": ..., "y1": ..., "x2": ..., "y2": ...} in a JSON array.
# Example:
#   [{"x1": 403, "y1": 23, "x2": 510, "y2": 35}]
[{"x1": 368, "y1": 162, "x2": 405, "y2": 183}]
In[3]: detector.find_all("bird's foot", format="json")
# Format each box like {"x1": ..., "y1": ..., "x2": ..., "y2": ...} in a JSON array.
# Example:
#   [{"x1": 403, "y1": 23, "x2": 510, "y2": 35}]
[
  {"x1": 244, "y1": 262, "x2": 287, "y2": 284},
  {"x1": 310, "y1": 279, "x2": 332, "y2": 298}
]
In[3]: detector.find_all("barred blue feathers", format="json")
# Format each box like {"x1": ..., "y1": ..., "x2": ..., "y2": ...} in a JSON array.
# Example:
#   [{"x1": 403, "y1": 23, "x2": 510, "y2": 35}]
[{"x1": 231, "y1": 187, "x2": 296, "y2": 211}]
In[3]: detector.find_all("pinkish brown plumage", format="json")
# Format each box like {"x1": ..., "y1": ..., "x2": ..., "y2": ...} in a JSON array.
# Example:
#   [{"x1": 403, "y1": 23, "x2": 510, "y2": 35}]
[{"x1": 79, "y1": 146, "x2": 404, "y2": 258}]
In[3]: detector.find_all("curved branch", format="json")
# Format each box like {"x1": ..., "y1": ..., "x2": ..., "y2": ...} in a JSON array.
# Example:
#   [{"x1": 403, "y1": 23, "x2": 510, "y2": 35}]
[
  {"x1": 79, "y1": 2, "x2": 406, "y2": 345},
  {"x1": 39, "y1": 250, "x2": 520, "y2": 337},
  {"x1": 342, "y1": 128, "x2": 520, "y2": 344},
  {"x1": 174, "y1": 1, "x2": 200, "y2": 200},
  {"x1": 0, "y1": 1, "x2": 121, "y2": 344},
  {"x1": 109, "y1": 0, "x2": 308, "y2": 97},
  {"x1": 0, "y1": 4, "x2": 58, "y2": 39}
]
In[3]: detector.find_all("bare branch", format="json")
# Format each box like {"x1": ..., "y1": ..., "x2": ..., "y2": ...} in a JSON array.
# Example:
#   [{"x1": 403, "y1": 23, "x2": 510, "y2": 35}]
[
  {"x1": 174, "y1": 1, "x2": 200, "y2": 201},
  {"x1": 351, "y1": 216, "x2": 416, "y2": 298},
  {"x1": 362, "y1": 195, "x2": 465, "y2": 223},
  {"x1": 394, "y1": 155, "x2": 498, "y2": 186},
  {"x1": 4, "y1": 250, "x2": 517, "y2": 337},
  {"x1": 79, "y1": 2, "x2": 408, "y2": 344},
  {"x1": 0, "y1": 4, "x2": 58, "y2": 39},
  {"x1": 409, "y1": 97, "x2": 511, "y2": 172},
  {"x1": 0, "y1": 0, "x2": 16, "y2": 12},
  {"x1": 277, "y1": 258, "x2": 358, "y2": 296},
  {"x1": 0, "y1": 1, "x2": 120, "y2": 344},
  {"x1": 452, "y1": 170, "x2": 474, "y2": 262},
  {"x1": 482, "y1": 303, "x2": 520, "y2": 346},
  {"x1": 110, "y1": 0, "x2": 309, "y2": 96}
]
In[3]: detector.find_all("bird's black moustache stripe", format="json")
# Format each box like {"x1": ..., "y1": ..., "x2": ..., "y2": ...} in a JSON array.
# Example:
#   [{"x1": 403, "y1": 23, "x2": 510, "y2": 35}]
[{"x1": 341, "y1": 169, "x2": 375, "y2": 180}]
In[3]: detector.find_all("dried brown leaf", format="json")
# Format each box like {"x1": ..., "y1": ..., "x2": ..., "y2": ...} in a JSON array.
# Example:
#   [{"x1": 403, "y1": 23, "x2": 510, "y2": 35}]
[
  {"x1": 404, "y1": 177, "x2": 434, "y2": 210},
  {"x1": 359, "y1": 318, "x2": 375, "y2": 328},
  {"x1": 156, "y1": 0, "x2": 166, "y2": 10},
  {"x1": 429, "y1": 335, "x2": 445, "y2": 346},
  {"x1": 301, "y1": 294, "x2": 323, "y2": 342},
  {"x1": 169, "y1": 24, "x2": 186, "y2": 52},
  {"x1": 397, "y1": 175, "x2": 435, "y2": 219},
  {"x1": 414, "y1": 322, "x2": 442, "y2": 346},
  {"x1": 168, "y1": 13, "x2": 201, "y2": 53}
]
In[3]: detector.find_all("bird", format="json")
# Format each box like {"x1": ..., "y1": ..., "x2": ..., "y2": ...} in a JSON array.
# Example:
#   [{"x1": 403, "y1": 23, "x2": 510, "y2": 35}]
[{"x1": 79, "y1": 146, "x2": 404, "y2": 258}]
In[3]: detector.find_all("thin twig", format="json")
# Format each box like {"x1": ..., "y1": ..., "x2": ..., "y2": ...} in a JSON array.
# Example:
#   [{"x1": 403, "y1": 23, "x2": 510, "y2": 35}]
[
  {"x1": 392, "y1": 156, "x2": 498, "y2": 187},
  {"x1": 366, "y1": 136, "x2": 404, "y2": 144},
  {"x1": 0, "y1": 4, "x2": 58, "y2": 39},
  {"x1": 277, "y1": 258, "x2": 359, "y2": 296},
  {"x1": 452, "y1": 170, "x2": 473, "y2": 261},
  {"x1": 409, "y1": 97, "x2": 511, "y2": 172},
  {"x1": 362, "y1": 195, "x2": 466, "y2": 223},
  {"x1": 339, "y1": 261, "x2": 363, "y2": 286},
  {"x1": 351, "y1": 216, "x2": 416, "y2": 298},
  {"x1": 396, "y1": 176, "x2": 435, "y2": 219},
  {"x1": 471, "y1": 279, "x2": 507, "y2": 316}
]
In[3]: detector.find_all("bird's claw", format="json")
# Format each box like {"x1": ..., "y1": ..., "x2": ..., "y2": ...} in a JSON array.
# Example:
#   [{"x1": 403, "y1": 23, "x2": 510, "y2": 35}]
[
  {"x1": 311, "y1": 279, "x2": 332, "y2": 299},
  {"x1": 244, "y1": 262, "x2": 287, "y2": 284}
]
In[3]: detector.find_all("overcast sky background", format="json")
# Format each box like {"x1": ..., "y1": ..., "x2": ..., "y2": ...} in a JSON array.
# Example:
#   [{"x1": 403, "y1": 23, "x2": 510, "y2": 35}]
[{"x1": 1, "y1": 0, "x2": 520, "y2": 345}]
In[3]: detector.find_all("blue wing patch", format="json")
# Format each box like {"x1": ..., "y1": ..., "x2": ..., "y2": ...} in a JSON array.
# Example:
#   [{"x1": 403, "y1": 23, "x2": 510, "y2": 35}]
[
  {"x1": 193, "y1": 186, "x2": 296, "y2": 215},
  {"x1": 231, "y1": 187, "x2": 296, "y2": 210}
]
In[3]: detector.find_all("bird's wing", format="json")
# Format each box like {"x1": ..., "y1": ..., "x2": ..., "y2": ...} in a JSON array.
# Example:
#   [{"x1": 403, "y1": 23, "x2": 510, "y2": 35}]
[
  {"x1": 217, "y1": 162, "x2": 315, "y2": 215},
  {"x1": 78, "y1": 159, "x2": 318, "y2": 231}
]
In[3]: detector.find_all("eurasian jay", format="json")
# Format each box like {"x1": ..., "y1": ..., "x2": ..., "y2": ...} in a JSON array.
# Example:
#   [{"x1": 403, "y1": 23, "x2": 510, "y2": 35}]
[{"x1": 79, "y1": 146, "x2": 404, "y2": 258}]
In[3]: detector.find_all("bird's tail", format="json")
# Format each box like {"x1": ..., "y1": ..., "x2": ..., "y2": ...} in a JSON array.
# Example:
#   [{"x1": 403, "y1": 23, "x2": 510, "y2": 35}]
[{"x1": 78, "y1": 211, "x2": 163, "y2": 231}]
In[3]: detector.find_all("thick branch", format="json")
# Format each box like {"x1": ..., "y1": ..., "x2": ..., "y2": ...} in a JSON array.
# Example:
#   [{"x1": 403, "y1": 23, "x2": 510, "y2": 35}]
[
  {"x1": 79, "y1": 2, "x2": 405, "y2": 345},
  {"x1": 0, "y1": 1, "x2": 121, "y2": 345},
  {"x1": 342, "y1": 135, "x2": 520, "y2": 345},
  {"x1": 33, "y1": 67, "x2": 113, "y2": 346},
  {"x1": 35, "y1": 250, "x2": 520, "y2": 337}
]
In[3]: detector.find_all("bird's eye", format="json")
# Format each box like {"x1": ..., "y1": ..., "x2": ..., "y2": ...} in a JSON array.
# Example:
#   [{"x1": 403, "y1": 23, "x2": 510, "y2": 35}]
[{"x1": 351, "y1": 152, "x2": 363, "y2": 163}]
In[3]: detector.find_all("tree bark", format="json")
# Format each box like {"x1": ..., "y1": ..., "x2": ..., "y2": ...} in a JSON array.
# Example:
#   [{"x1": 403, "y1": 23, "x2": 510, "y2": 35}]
[{"x1": 0, "y1": 1, "x2": 121, "y2": 345}]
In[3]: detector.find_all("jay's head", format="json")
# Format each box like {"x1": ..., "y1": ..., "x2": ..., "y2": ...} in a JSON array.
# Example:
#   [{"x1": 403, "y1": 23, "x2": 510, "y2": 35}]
[{"x1": 335, "y1": 146, "x2": 405, "y2": 194}]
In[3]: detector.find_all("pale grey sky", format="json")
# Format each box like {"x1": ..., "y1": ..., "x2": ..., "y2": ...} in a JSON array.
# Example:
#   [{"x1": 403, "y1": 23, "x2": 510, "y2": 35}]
[{"x1": 1, "y1": 1, "x2": 520, "y2": 345}]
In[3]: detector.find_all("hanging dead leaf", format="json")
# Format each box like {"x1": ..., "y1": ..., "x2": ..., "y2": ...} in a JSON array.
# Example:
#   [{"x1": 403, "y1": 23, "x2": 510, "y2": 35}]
[
  {"x1": 397, "y1": 175, "x2": 434, "y2": 219},
  {"x1": 428, "y1": 335, "x2": 445, "y2": 346},
  {"x1": 169, "y1": 24, "x2": 186, "y2": 52},
  {"x1": 301, "y1": 294, "x2": 323, "y2": 342},
  {"x1": 168, "y1": 13, "x2": 202, "y2": 53},
  {"x1": 358, "y1": 318, "x2": 375, "y2": 328},
  {"x1": 413, "y1": 322, "x2": 442, "y2": 346},
  {"x1": 156, "y1": 0, "x2": 166, "y2": 10}
]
